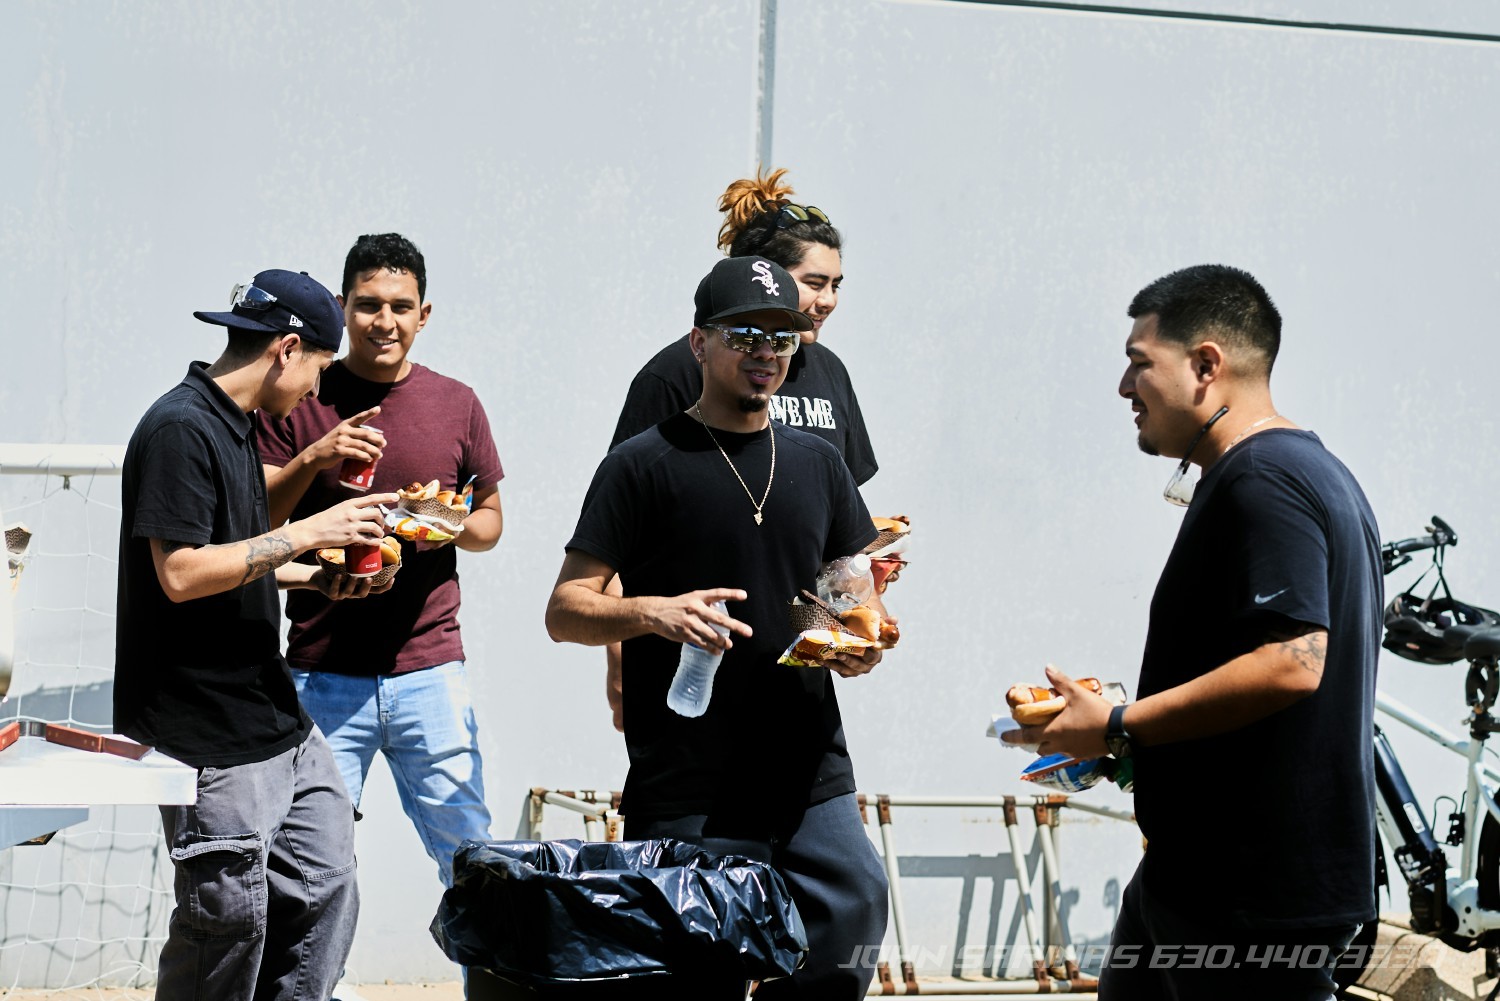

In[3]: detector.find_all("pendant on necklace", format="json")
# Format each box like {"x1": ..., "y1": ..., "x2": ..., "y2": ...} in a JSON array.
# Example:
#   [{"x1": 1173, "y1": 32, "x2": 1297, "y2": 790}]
[{"x1": 754, "y1": 512, "x2": 763, "y2": 526}]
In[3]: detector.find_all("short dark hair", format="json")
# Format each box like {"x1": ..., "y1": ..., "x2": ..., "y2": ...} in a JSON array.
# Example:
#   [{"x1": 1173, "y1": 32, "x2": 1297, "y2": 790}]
[
  {"x1": 220, "y1": 329, "x2": 282, "y2": 364},
  {"x1": 342, "y1": 233, "x2": 427, "y2": 301},
  {"x1": 1128, "y1": 264, "x2": 1282, "y2": 375},
  {"x1": 220, "y1": 329, "x2": 329, "y2": 366}
]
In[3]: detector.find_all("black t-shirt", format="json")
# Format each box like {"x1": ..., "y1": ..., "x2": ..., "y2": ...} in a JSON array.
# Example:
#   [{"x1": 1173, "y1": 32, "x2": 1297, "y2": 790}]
[
  {"x1": 610, "y1": 336, "x2": 879, "y2": 486},
  {"x1": 1135, "y1": 429, "x2": 1380, "y2": 929},
  {"x1": 115, "y1": 363, "x2": 310, "y2": 768},
  {"x1": 568, "y1": 412, "x2": 876, "y2": 826}
]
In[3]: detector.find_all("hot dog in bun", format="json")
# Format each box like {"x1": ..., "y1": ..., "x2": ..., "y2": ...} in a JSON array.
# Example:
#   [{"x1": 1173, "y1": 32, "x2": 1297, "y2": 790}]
[
  {"x1": 838, "y1": 606, "x2": 900, "y2": 646},
  {"x1": 1007, "y1": 677, "x2": 1103, "y2": 725},
  {"x1": 317, "y1": 536, "x2": 402, "y2": 576},
  {"x1": 396, "y1": 479, "x2": 470, "y2": 524}
]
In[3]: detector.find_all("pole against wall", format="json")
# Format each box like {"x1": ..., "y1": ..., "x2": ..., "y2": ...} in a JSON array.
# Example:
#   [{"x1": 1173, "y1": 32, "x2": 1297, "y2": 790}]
[{"x1": 755, "y1": 0, "x2": 778, "y2": 172}]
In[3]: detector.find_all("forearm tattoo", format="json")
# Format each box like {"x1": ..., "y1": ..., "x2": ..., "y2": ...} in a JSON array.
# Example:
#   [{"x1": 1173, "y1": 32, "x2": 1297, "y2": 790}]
[
  {"x1": 238, "y1": 533, "x2": 294, "y2": 586},
  {"x1": 1274, "y1": 630, "x2": 1327, "y2": 678}
]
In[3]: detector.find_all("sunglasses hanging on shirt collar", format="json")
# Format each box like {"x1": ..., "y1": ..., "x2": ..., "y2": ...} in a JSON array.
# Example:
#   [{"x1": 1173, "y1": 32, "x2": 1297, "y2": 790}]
[{"x1": 1163, "y1": 406, "x2": 1229, "y2": 507}]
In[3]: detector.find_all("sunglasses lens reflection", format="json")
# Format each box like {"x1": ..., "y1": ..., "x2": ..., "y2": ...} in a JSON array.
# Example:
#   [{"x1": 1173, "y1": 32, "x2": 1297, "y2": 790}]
[
  {"x1": 1162, "y1": 466, "x2": 1194, "y2": 506},
  {"x1": 719, "y1": 327, "x2": 799, "y2": 357},
  {"x1": 776, "y1": 203, "x2": 831, "y2": 230},
  {"x1": 230, "y1": 282, "x2": 278, "y2": 311}
]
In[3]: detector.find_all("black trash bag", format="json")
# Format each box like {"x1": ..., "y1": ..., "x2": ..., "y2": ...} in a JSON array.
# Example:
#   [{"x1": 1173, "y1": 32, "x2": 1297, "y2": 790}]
[{"x1": 430, "y1": 838, "x2": 808, "y2": 988}]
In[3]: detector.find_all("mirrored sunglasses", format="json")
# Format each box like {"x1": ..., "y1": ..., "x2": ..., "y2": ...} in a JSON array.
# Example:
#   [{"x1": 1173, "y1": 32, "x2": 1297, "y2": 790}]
[
  {"x1": 229, "y1": 281, "x2": 279, "y2": 312},
  {"x1": 776, "y1": 203, "x2": 831, "y2": 230},
  {"x1": 710, "y1": 325, "x2": 801, "y2": 357}
]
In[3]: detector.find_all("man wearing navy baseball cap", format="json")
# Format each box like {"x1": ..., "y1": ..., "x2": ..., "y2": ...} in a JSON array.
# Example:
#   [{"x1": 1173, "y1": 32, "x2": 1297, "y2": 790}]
[
  {"x1": 116, "y1": 269, "x2": 399, "y2": 1001},
  {"x1": 193, "y1": 268, "x2": 348, "y2": 356}
]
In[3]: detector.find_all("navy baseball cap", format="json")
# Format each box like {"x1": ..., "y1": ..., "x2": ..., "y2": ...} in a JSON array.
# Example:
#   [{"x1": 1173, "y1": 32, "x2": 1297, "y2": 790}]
[
  {"x1": 693, "y1": 256, "x2": 813, "y2": 331},
  {"x1": 194, "y1": 269, "x2": 344, "y2": 352}
]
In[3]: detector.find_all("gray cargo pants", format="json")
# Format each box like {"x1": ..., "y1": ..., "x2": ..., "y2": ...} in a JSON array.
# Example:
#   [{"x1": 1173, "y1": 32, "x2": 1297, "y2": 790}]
[{"x1": 155, "y1": 727, "x2": 358, "y2": 1001}]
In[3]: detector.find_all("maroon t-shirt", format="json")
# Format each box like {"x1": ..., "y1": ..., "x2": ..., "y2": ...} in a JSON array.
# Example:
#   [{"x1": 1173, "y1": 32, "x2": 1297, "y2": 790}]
[{"x1": 256, "y1": 361, "x2": 504, "y2": 676}]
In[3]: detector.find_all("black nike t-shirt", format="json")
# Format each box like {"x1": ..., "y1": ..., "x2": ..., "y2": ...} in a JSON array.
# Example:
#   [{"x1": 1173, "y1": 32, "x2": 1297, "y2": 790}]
[
  {"x1": 610, "y1": 336, "x2": 879, "y2": 486},
  {"x1": 568, "y1": 412, "x2": 876, "y2": 826},
  {"x1": 1135, "y1": 429, "x2": 1381, "y2": 929}
]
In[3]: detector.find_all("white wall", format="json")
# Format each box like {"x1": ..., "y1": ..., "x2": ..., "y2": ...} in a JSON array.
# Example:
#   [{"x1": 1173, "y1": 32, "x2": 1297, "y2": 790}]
[{"x1": 5, "y1": 0, "x2": 1500, "y2": 984}]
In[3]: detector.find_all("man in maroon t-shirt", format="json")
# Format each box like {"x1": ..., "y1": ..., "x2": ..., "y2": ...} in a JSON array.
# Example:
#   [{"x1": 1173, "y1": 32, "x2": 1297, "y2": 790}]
[{"x1": 256, "y1": 233, "x2": 504, "y2": 891}]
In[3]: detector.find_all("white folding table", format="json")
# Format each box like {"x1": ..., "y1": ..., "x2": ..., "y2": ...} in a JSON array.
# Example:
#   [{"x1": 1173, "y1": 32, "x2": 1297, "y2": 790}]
[{"x1": 0, "y1": 733, "x2": 195, "y2": 849}]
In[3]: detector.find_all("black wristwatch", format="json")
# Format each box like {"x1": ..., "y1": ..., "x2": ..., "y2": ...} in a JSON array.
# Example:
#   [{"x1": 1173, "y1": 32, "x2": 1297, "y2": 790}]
[{"x1": 1105, "y1": 704, "x2": 1134, "y2": 759}]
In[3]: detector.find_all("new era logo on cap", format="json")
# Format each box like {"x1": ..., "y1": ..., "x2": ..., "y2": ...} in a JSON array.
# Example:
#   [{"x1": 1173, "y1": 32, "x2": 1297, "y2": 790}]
[
  {"x1": 193, "y1": 269, "x2": 344, "y2": 351},
  {"x1": 693, "y1": 256, "x2": 812, "y2": 331}
]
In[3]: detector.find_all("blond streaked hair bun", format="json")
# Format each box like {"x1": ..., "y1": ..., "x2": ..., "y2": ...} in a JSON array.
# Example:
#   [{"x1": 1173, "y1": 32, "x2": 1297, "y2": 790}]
[
  {"x1": 717, "y1": 167, "x2": 796, "y2": 253},
  {"x1": 713, "y1": 167, "x2": 842, "y2": 269}
]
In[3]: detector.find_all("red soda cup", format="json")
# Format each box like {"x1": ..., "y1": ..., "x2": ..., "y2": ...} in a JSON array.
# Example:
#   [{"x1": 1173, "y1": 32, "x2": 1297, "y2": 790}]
[
  {"x1": 345, "y1": 542, "x2": 382, "y2": 577},
  {"x1": 337, "y1": 425, "x2": 382, "y2": 491}
]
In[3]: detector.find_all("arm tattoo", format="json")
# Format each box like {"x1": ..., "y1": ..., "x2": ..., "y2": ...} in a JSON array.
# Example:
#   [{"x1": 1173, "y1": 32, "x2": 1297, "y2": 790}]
[
  {"x1": 239, "y1": 533, "x2": 295, "y2": 586},
  {"x1": 1274, "y1": 630, "x2": 1327, "y2": 678},
  {"x1": 159, "y1": 539, "x2": 194, "y2": 555}
]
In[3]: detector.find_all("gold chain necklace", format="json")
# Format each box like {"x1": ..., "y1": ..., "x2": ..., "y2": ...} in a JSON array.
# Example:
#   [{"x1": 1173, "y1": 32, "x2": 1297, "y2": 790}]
[
  {"x1": 694, "y1": 403, "x2": 775, "y2": 526},
  {"x1": 1224, "y1": 413, "x2": 1280, "y2": 452}
]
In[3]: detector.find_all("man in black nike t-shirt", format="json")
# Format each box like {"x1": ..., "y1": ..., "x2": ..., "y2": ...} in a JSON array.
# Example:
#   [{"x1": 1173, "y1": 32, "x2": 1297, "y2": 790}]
[{"x1": 1013, "y1": 265, "x2": 1381, "y2": 1001}]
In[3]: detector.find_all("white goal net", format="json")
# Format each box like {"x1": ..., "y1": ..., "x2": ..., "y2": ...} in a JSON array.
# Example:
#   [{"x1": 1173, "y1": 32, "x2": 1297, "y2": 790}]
[{"x1": 0, "y1": 444, "x2": 171, "y2": 992}]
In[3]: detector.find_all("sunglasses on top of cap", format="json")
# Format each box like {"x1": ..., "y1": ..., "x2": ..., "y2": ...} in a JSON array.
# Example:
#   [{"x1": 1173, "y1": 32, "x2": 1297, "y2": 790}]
[
  {"x1": 228, "y1": 281, "x2": 278, "y2": 311},
  {"x1": 775, "y1": 203, "x2": 830, "y2": 230},
  {"x1": 707, "y1": 324, "x2": 802, "y2": 357}
]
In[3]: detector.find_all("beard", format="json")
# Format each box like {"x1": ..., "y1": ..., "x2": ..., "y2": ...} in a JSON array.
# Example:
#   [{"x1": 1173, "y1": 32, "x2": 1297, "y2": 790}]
[
  {"x1": 739, "y1": 393, "x2": 769, "y2": 413},
  {"x1": 1136, "y1": 432, "x2": 1160, "y2": 457}
]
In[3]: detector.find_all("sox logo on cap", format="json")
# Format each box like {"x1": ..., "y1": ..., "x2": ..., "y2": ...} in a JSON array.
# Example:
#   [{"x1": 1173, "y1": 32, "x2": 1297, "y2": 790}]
[{"x1": 751, "y1": 261, "x2": 781, "y2": 296}]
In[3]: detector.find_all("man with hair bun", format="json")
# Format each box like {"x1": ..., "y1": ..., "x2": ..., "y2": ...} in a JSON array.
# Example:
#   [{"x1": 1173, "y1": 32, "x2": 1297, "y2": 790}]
[
  {"x1": 256, "y1": 233, "x2": 505, "y2": 900},
  {"x1": 1012, "y1": 264, "x2": 1381, "y2": 999}
]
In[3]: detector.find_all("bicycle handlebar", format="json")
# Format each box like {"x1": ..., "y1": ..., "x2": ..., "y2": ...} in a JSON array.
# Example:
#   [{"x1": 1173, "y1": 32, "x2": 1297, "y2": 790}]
[{"x1": 1382, "y1": 516, "x2": 1457, "y2": 575}]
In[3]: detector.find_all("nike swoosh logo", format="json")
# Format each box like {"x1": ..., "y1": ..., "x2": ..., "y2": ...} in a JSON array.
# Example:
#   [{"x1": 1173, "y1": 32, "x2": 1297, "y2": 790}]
[{"x1": 1255, "y1": 588, "x2": 1289, "y2": 604}]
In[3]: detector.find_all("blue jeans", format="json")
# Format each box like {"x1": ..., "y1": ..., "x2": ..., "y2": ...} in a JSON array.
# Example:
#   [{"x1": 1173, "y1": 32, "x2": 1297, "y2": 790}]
[
  {"x1": 156, "y1": 727, "x2": 358, "y2": 1001},
  {"x1": 291, "y1": 661, "x2": 492, "y2": 888}
]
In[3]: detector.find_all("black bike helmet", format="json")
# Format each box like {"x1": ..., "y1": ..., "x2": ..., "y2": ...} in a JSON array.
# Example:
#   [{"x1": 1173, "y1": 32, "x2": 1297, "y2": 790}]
[{"x1": 1383, "y1": 592, "x2": 1500, "y2": 665}]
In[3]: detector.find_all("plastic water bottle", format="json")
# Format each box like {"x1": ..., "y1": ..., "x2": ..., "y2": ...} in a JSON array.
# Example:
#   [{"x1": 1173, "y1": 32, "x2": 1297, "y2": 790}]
[
  {"x1": 815, "y1": 554, "x2": 875, "y2": 614},
  {"x1": 667, "y1": 600, "x2": 730, "y2": 718}
]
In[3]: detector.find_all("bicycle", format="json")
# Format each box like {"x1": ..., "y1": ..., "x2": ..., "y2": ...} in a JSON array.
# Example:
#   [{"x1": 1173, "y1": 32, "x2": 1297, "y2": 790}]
[{"x1": 1344, "y1": 516, "x2": 1500, "y2": 994}]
